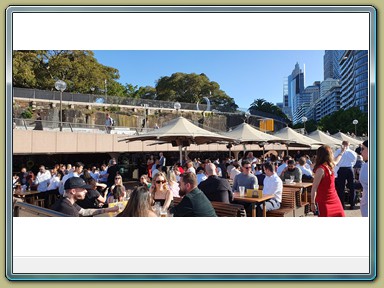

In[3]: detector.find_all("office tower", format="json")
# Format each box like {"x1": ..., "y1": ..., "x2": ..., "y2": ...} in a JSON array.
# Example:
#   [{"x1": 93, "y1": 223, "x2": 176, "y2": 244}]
[
  {"x1": 340, "y1": 50, "x2": 368, "y2": 113},
  {"x1": 323, "y1": 50, "x2": 344, "y2": 80}
]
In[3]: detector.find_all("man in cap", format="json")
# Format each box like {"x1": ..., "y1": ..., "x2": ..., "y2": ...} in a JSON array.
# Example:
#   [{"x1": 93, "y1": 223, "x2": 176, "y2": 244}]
[{"x1": 51, "y1": 177, "x2": 118, "y2": 216}]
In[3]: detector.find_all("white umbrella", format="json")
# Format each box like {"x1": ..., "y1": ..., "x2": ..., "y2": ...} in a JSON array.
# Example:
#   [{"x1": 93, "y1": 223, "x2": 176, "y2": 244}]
[
  {"x1": 273, "y1": 127, "x2": 323, "y2": 148},
  {"x1": 221, "y1": 122, "x2": 287, "y2": 156},
  {"x1": 118, "y1": 116, "x2": 237, "y2": 163},
  {"x1": 308, "y1": 130, "x2": 342, "y2": 148},
  {"x1": 331, "y1": 131, "x2": 362, "y2": 147}
]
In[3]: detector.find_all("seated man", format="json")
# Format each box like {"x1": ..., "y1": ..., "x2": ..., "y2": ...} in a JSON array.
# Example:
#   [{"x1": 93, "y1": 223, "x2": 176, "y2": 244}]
[
  {"x1": 170, "y1": 172, "x2": 217, "y2": 217},
  {"x1": 232, "y1": 160, "x2": 258, "y2": 192},
  {"x1": 280, "y1": 159, "x2": 302, "y2": 183},
  {"x1": 198, "y1": 163, "x2": 233, "y2": 203},
  {"x1": 51, "y1": 177, "x2": 118, "y2": 217},
  {"x1": 297, "y1": 157, "x2": 313, "y2": 180},
  {"x1": 256, "y1": 162, "x2": 283, "y2": 217}
]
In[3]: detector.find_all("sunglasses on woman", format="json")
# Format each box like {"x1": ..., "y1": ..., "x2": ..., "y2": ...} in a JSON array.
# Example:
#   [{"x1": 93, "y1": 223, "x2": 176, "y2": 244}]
[
  {"x1": 156, "y1": 180, "x2": 166, "y2": 184},
  {"x1": 115, "y1": 177, "x2": 121, "y2": 180}
]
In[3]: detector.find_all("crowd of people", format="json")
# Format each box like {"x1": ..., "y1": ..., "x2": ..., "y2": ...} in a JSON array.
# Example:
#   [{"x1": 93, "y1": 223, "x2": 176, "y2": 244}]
[{"x1": 13, "y1": 141, "x2": 369, "y2": 217}]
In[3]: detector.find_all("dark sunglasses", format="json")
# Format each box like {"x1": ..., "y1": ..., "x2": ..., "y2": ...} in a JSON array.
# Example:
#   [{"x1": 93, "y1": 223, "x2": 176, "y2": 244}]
[{"x1": 156, "y1": 180, "x2": 166, "y2": 184}]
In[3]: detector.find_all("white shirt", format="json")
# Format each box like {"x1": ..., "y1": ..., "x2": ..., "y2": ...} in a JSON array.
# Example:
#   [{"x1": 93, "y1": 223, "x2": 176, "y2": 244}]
[
  {"x1": 297, "y1": 164, "x2": 313, "y2": 177},
  {"x1": 276, "y1": 163, "x2": 287, "y2": 177},
  {"x1": 59, "y1": 172, "x2": 79, "y2": 195},
  {"x1": 359, "y1": 162, "x2": 368, "y2": 217},
  {"x1": 35, "y1": 170, "x2": 51, "y2": 192},
  {"x1": 230, "y1": 168, "x2": 241, "y2": 180},
  {"x1": 187, "y1": 167, "x2": 196, "y2": 174},
  {"x1": 263, "y1": 173, "x2": 283, "y2": 203},
  {"x1": 334, "y1": 147, "x2": 357, "y2": 177},
  {"x1": 196, "y1": 173, "x2": 208, "y2": 185},
  {"x1": 47, "y1": 175, "x2": 61, "y2": 191}
]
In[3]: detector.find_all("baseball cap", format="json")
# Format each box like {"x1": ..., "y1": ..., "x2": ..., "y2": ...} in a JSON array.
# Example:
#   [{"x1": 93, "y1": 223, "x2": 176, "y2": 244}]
[{"x1": 64, "y1": 177, "x2": 92, "y2": 190}]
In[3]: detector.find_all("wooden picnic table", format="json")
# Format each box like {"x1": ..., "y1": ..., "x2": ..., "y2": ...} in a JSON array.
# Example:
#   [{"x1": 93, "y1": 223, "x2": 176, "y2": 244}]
[
  {"x1": 283, "y1": 182, "x2": 313, "y2": 204},
  {"x1": 233, "y1": 192, "x2": 274, "y2": 217},
  {"x1": 13, "y1": 190, "x2": 40, "y2": 204}
]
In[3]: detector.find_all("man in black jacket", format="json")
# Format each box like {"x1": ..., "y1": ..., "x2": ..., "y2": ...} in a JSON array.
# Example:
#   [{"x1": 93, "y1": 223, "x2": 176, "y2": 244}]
[
  {"x1": 170, "y1": 172, "x2": 216, "y2": 217},
  {"x1": 198, "y1": 163, "x2": 233, "y2": 203}
]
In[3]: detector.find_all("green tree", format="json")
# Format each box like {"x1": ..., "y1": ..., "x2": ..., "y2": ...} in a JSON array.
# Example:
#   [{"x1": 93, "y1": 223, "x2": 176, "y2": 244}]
[
  {"x1": 12, "y1": 50, "x2": 126, "y2": 96},
  {"x1": 249, "y1": 98, "x2": 290, "y2": 123},
  {"x1": 318, "y1": 107, "x2": 368, "y2": 136},
  {"x1": 155, "y1": 72, "x2": 238, "y2": 112}
]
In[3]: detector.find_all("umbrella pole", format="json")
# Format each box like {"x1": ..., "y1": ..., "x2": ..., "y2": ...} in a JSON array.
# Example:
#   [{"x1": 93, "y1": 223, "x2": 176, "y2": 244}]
[{"x1": 179, "y1": 145, "x2": 183, "y2": 165}]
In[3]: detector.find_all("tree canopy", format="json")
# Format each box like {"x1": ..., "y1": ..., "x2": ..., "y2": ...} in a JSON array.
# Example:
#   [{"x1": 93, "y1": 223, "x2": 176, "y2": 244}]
[
  {"x1": 155, "y1": 72, "x2": 238, "y2": 112},
  {"x1": 249, "y1": 98, "x2": 290, "y2": 124},
  {"x1": 13, "y1": 50, "x2": 126, "y2": 95}
]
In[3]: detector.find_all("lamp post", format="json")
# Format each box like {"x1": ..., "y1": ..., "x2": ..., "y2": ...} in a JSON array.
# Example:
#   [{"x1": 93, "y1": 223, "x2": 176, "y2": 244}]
[
  {"x1": 55, "y1": 80, "x2": 67, "y2": 131},
  {"x1": 353, "y1": 119, "x2": 359, "y2": 136},
  {"x1": 142, "y1": 103, "x2": 149, "y2": 130},
  {"x1": 302, "y1": 116, "x2": 308, "y2": 134},
  {"x1": 174, "y1": 102, "x2": 181, "y2": 115}
]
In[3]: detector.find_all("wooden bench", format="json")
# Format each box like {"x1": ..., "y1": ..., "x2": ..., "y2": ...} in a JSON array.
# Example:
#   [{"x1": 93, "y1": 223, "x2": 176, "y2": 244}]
[
  {"x1": 172, "y1": 197, "x2": 246, "y2": 217},
  {"x1": 266, "y1": 189, "x2": 296, "y2": 217},
  {"x1": 13, "y1": 202, "x2": 69, "y2": 217}
]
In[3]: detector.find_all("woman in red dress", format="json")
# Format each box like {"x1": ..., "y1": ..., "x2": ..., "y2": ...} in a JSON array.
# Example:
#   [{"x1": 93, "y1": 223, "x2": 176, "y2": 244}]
[{"x1": 310, "y1": 145, "x2": 345, "y2": 217}]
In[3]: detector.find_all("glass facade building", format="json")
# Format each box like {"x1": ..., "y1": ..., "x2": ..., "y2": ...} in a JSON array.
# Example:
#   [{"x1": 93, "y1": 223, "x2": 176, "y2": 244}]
[{"x1": 340, "y1": 50, "x2": 368, "y2": 113}]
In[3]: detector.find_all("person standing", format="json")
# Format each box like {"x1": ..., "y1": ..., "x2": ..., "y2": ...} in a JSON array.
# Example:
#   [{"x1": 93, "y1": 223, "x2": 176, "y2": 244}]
[
  {"x1": 310, "y1": 145, "x2": 345, "y2": 217},
  {"x1": 170, "y1": 172, "x2": 217, "y2": 217},
  {"x1": 159, "y1": 152, "x2": 166, "y2": 173},
  {"x1": 334, "y1": 141, "x2": 357, "y2": 210},
  {"x1": 359, "y1": 140, "x2": 368, "y2": 217},
  {"x1": 33, "y1": 112, "x2": 43, "y2": 130},
  {"x1": 105, "y1": 113, "x2": 114, "y2": 134},
  {"x1": 34, "y1": 165, "x2": 51, "y2": 192}
]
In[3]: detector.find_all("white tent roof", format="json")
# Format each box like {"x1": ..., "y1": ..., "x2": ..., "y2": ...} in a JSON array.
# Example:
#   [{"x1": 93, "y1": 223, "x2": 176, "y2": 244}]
[{"x1": 308, "y1": 130, "x2": 342, "y2": 147}]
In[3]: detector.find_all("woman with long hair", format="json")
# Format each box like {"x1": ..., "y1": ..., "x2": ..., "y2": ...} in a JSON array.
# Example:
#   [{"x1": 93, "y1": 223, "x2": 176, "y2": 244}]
[
  {"x1": 310, "y1": 145, "x2": 345, "y2": 217},
  {"x1": 107, "y1": 184, "x2": 126, "y2": 204},
  {"x1": 166, "y1": 170, "x2": 180, "y2": 197},
  {"x1": 117, "y1": 186, "x2": 157, "y2": 217},
  {"x1": 150, "y1": 172, "x2": 173, "y2": 209}
]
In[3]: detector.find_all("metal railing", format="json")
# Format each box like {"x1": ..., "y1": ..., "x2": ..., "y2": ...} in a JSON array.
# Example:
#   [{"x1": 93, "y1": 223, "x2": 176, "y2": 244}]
[
  {"x1": 13, "y1": 87, "x2": 208, "y2": 111},
  {"x1": 13, "y1": 118, "x2": 151, "y2": 135}
]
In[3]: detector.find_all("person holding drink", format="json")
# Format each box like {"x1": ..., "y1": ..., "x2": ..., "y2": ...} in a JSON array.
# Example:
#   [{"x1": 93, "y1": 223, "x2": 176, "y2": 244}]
[{"x1": 117, "y1": 186, "x2": 157, "y2": 217}]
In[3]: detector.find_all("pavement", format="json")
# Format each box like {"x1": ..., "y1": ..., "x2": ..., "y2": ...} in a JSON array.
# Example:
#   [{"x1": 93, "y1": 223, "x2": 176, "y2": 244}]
[{"x1": 306, "y1": 202, "x2": 362, "y2": 217}]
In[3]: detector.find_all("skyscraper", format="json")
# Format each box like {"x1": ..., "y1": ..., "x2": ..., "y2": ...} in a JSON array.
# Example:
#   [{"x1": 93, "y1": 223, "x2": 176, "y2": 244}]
[
  {"x1": 323, "y1": 50, "x2": 344, "y2": 80},
  {"x1": 340, "y1": 50, "x2": 368, "y2": 113},
  {"x1": 288, "y1": 62, "x2": 304, "y2": 122}
]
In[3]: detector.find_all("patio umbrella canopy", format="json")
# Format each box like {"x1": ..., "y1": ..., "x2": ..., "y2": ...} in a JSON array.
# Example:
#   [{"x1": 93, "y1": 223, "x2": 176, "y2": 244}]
[
  {"x1": 273, "y1": 127, "x2": 323, "y2": 148},
  {"x1": 331, "y1": 131, "x2": 362, "y2": 147},
  {"x1": 307, "y1": 130, "x2": 342, "y2": 148},
  {"x1": 222, "y1": 122, "x2": 286, "y2": 144},
  {"x1": 118, "y1": 116, "x2": 237, "y2": 163},
  {"x1": 222, "y1": 122, "x2": 287, "y2": 157}
]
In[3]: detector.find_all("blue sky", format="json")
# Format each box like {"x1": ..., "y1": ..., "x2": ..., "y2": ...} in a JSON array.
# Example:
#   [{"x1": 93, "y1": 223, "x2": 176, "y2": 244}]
[{"x1": 92, "y1": 50, "x2": 325, "y2": 110}]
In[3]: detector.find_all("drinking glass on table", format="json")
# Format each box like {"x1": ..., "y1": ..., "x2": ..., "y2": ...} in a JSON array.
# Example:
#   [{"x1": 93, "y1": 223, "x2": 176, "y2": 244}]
[
  {"x1": 239, "y1": 186, "x2": 245, "y2": 197},
  {"x1": 290, "y1": 175, "x2": 295, "y2": 182},
  {"x1": 160, "y1": 207, "x2": 168, "y2": 217},
  {"x1": 253, "y1": 184, "x2": 259, "y2": 191}
]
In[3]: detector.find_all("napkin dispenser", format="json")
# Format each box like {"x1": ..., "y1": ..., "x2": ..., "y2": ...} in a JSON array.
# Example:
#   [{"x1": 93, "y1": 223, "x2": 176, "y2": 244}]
[{"x1": 247, "y1": 189, "x2": 263, "y2": 198}]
